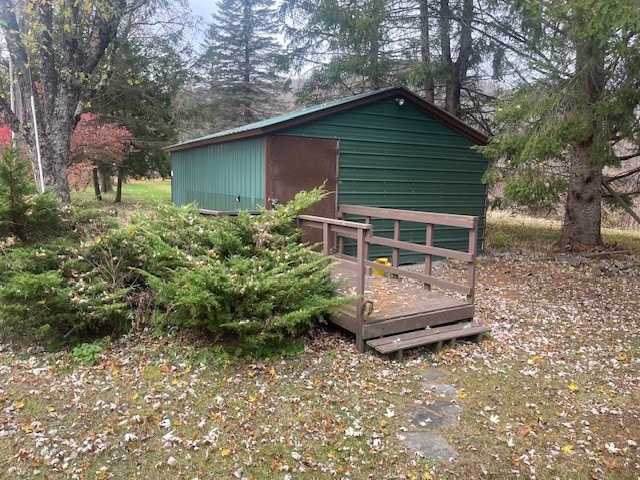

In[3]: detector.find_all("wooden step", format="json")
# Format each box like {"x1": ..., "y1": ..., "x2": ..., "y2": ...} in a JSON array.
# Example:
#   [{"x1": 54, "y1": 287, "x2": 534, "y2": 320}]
[{"x1": 366, "y1": 321, "x2": 490, "y2": 356}]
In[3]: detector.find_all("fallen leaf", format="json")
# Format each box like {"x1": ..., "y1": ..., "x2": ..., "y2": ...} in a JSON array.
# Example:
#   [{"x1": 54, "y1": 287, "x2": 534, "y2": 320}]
[
  {"x1": 604, "y1": 442, "x2": 620, "y2": 453},
  {"x1": 96, "y1": 466, "x2": 109, "y2": 479},
  {"x1": 561, "y1": 444, "x2": 574, "y2": 454},
  {"x1": 519, "y1": 425, "x2": 534, "y2": 437}
]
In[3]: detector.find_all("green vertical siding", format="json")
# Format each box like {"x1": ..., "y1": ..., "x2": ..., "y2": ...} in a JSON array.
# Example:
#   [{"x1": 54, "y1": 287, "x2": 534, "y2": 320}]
[
  {"x1": 171, "y1": 138, "x2": 265, "y2": 210},
  {"x1": 281, "y1": 98, "x2": 488, "y2": 257}
]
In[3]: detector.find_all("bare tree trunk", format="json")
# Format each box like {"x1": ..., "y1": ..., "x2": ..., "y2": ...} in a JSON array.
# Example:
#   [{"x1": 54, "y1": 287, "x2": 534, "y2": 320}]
[
  {"x1": 560, "y1": 36, "x2": 606, "y2": 247},
  {"x1": 92, "y1": 167, "x2": 102, "y2": 200},
  {"x1": 99, "y1": 166, "x2": 113, "y2": 193},
  {"x1": 560, "y1": 146, "x2": 603, "y2": 247},
  {"x1": 37, "y1": 125, "x2": 73, "y2": 203},
  {"x1": 369, "y1": 33, "x2": 382, "y2": 90},
  {"x1": 115, "y1": 167, "x2": 124, "y2": 203},
  {"x1": 443, "y1": 0, "x2": 473, "y2": 118},
  {"x1": 419, "y1": 0, "x2": 434, "y2": 102}
]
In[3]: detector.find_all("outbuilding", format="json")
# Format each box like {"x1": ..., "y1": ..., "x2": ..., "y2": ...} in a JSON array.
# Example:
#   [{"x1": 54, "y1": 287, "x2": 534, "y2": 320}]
[{"x1": 167, "y1": 87, "x2": 489, "y2": 256}]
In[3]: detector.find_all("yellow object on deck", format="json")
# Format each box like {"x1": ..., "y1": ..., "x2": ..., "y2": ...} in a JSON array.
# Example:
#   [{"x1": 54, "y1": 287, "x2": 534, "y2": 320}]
[{"x1": 372, "y1": 257, "x2": 391, "y2": 276}]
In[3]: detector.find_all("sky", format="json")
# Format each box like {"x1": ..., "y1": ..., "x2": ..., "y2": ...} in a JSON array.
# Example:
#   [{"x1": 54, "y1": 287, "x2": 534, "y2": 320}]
[
  {"x1": 185, "y1": 0, "x2": 218, "y2": 49},
  {"x1": 189, "y1": 0, "x2": 217, "y2": 21}
]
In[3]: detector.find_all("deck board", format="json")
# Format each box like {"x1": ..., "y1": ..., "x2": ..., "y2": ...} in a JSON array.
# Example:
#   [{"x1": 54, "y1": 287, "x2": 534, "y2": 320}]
[
  {"x1": 366, "y1": 322, "x2": 490, "y2": 354},
  {"x1": 332, "y1": 261, "x2": 470, "y2": 323},
  {"x1": 330, "y1": 260, "x2": 476, "y2": 346}
]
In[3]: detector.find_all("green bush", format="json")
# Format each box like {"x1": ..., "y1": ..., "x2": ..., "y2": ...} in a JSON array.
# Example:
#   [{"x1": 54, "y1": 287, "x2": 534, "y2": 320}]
[
  {"x1": 146, "y1": 188, "x2": 349, "y2": 349},
  {"x1": 0, "y1": 269, "x2": 130, "y2": 341},
  {"x1": 0, "y1": 187, "x2": 347, "y2": 355},
  {"x1": 0, "y1": 147, "x2": 66, "y2": 242}
]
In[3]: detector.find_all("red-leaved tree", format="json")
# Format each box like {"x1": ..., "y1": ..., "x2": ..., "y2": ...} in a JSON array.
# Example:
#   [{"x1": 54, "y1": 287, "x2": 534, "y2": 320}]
[
  {"x1": 70, "y1": 113, "x2": 132, "y2": 199},
  {"x1": 0, "y1": 122, "x2": 12, "y2": 147}
]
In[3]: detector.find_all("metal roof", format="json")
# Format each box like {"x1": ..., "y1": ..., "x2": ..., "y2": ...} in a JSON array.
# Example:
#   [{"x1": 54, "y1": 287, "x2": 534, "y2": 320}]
[{"x1": 167, "y1": 87, "x2": 489, "y2": 152}]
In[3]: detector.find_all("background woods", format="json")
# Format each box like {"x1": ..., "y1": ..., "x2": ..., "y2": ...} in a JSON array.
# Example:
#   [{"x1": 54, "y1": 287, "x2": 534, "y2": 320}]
[{"x1": 0, "y1": 0, "x2": 638, "y2": 239}]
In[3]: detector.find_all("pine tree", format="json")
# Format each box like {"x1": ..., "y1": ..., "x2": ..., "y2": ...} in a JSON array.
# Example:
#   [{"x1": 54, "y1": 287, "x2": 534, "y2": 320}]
[
  {"x1": 281, "y1": 0, "x2": 398, "y2": 104},
  {"x1": 200, "y1": 0, "x2": 286, "y2": 130},
  {"x1": 481, "y1": 0, "x2": 640, "y2": 247},
  {"x1": 88, "y1": 37, "x2": 185, "y2": 200}
]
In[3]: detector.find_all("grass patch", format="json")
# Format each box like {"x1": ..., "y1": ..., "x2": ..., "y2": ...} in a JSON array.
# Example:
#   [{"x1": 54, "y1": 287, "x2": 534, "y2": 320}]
[
  {"x1": 72, "y1": 179, "x2": 171, "y2": 217},
  {"x1": 486, "y1": 210, "x2": 640, "y2": 254}
]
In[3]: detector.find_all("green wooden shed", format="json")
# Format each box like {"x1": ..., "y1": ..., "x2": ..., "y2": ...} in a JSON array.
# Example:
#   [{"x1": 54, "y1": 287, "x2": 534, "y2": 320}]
[{"x1": 167, "y1": 87, "x2": 489, "y2": 256}]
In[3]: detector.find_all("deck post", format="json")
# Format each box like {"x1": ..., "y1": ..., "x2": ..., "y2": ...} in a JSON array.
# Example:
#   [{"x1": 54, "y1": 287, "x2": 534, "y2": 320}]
[
  {"x1": 364, "y1": 216, "x2": 371, "y2": 275},
  {"x1": 355, "y1": 226, "x2": 366, "y2": 351},
  {"x1": 337, "y1": 210, "x2": 344, "y2": 254},
  {"x1": 392, "y1": 219, "x2": 401, "y2": 267},
  {"x1": 322, "y1": 223, "x2": 330, "y2": 255},
  {"x1": 424, "y1": 223, "x2": 434, "y2": 290},
  {"x1": 466, "y1": 218, "x2": 478, "y2": 303}
]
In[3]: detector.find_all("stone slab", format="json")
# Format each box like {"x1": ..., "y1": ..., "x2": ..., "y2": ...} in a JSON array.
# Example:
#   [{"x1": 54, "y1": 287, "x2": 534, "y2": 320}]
[
  {"x1": 400, "y1": 432, "x2": 457, "y2": 461},
  {"x1": 415, "y1": 367, "x2": 450, "y2": 384},
  {"x1": 408, "y1": 402, "x2": 462, "y2": 429},
  {"x1": 420, "y1": 381, "x2": 458, "y2": 397}
]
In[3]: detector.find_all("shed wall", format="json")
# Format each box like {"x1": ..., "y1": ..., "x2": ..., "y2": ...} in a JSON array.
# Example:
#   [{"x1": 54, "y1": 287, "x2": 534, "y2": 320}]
[
  {"x1": 171, "y1": 138, "x2": 265, "y2": 210},
  {"x1": 280, "y1": 98, "x2": 488, "y2": 254}
]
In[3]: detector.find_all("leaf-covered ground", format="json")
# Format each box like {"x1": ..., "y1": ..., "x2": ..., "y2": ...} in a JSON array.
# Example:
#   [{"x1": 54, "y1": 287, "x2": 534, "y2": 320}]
[
  {"x1": 1, "y1": 244, "x2": 639, "y2": 479},
  {"x1": 440, "y1": 248, "x2": 640, "y2": 479}
]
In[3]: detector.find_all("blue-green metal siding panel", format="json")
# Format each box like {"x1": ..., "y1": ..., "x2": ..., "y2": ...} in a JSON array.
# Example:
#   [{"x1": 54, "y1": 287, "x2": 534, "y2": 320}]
[
  {"x1": 171, "y1": 138, "x2": 265, "y2": 210},
  {"x1": 280, "y1": 98, "x2": 488, "y2": 257}
]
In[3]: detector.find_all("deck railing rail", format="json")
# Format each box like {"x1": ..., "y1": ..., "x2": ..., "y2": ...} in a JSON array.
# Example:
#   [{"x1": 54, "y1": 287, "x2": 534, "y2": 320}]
[
  {"x1": 338, "y1": 205, "x2": 478, "y2": 302},
  {"x1": 299, "y1": 205, "x2": 478, "y2": 323},
  {"x1": 296, "y1": 215, "x2": 372, "y2": 322}
]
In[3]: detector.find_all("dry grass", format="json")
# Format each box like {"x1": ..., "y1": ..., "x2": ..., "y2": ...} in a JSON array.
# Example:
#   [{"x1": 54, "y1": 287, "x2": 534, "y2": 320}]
[{"x1": 486, "y1": 210, "x2": 640, "y2": 255}]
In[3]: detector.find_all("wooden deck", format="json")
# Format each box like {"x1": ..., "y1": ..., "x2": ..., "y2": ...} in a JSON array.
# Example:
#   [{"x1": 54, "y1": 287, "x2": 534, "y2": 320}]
[{"x1": 298, "y1": 205, "x2": 490, "y2": 356}]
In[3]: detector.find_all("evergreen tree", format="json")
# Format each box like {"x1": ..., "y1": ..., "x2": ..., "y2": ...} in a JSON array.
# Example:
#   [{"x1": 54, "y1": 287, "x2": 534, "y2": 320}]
[
  {"x1": 281, "y1": 0, "x2": 499, "y2": 127},
  {"x1": 281, "y1": 0, "x2": 401, "y2": 104},
  {"x1": 89, "y1": 37, "x2": 186, "y2": 200},
  {"x1": 481, "y1": 0, "x2": 640, "y2": 246},
  {"x1": 200, "y1": 0, "x2": 286, "y2": 130}
]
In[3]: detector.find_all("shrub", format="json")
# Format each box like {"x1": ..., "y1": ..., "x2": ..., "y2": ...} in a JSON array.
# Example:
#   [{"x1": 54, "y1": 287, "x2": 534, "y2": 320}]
[
  {"x1": 0, "y1": 269, "x2": 130, "y2": 341},
  {"x1": 147, "y1": 188, "x2": 349, "y2": 350},
  {"x1": 0, "y1": 187, "x2": 347, "y2": 355},
  {"x1": 0, "y1": 147, "x2": 66, "y2": 242}
]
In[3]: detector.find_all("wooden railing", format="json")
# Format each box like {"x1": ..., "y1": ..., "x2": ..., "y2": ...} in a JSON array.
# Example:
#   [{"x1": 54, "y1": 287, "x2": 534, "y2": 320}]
[
  {"x1": 337, "y1": 205, "x2": 478, "y2": 303},
  {"x1": 199, "y1": 209, "x2": 261, "y2": 217},
  {"x1": 298, "y1": 205, "x2": 479, "y2": 325},
  {"x1": 297, "y1": 215, "x2": 373, "y2": 320}
]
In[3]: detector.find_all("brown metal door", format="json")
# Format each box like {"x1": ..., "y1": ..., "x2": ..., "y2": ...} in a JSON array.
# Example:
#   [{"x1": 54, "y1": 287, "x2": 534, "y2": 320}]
[{"x1": 267, "y1": 135, "x2": 338, "y2": 245}]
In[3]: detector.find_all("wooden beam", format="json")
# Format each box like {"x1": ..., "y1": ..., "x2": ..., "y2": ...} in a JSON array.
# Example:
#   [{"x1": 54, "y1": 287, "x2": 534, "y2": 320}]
[{"x1": 339, "y1": 204, "x2": 477, "y2": 229}]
